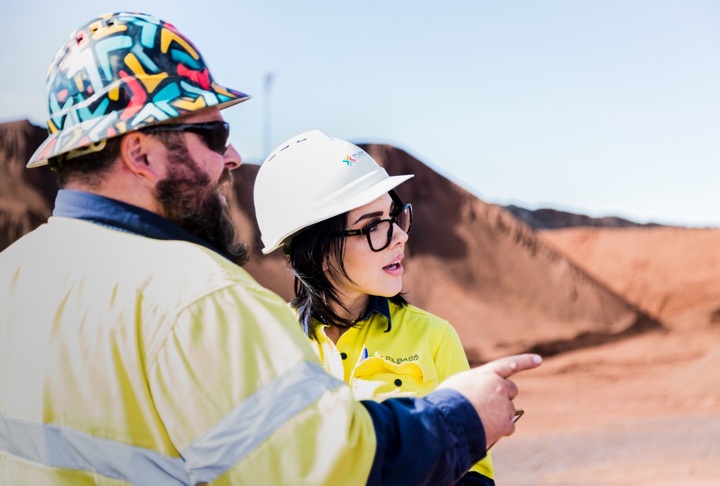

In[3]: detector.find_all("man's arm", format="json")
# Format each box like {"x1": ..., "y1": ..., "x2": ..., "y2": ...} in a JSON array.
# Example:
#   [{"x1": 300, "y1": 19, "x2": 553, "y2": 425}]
[
  {"x1": 149, "y1": 280, "x2": 540, "y2": 485},
  {"x1": 363, "y1": 354, "x2": 542, "y2": 486},
  {"x1": 363, "y1": 389, "x2": 485, "y2": 486}
]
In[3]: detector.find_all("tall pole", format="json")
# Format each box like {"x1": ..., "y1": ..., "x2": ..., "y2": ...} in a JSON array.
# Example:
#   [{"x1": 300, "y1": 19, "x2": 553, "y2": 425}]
[{"x1": 263, "y1": 72, "x2": 274, "y2": 158}]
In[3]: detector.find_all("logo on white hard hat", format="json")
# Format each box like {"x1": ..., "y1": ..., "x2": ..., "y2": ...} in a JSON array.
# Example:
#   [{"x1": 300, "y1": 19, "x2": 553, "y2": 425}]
[{"x1": 341, "y1": 150, "x2": 364, "y2": 166}]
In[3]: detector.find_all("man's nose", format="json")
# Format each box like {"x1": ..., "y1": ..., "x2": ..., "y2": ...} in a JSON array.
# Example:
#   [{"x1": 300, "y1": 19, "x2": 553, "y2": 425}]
[{"x1": 224, "y1": 143, "x2": 242, "y2": 170}]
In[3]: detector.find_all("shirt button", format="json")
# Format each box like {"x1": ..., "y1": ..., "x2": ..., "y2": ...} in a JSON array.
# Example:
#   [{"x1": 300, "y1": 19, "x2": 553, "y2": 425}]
[
  {"x1": 340, "y1": 352, "x2": 347, "y2": 360},
  {"x1": 394, "y1": 379, "x2": 402, "y2": 387}
]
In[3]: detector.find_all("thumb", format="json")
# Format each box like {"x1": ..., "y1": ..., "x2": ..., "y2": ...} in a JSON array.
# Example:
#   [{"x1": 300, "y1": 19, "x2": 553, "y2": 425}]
[{"x1": 478, "y1": 353, "x2": 542, "y2": 379}]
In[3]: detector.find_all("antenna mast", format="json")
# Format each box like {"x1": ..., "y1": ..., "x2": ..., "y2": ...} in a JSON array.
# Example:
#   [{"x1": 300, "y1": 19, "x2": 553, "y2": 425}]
[{"x1": 263, "y1": 72, "x2": 274, "y2": 157}]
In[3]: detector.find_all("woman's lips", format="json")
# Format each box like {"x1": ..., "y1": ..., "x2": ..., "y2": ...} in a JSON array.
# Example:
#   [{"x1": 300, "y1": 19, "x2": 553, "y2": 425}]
[{"x1": 383, "y1": 255, "x2": 404, "y2": 275}]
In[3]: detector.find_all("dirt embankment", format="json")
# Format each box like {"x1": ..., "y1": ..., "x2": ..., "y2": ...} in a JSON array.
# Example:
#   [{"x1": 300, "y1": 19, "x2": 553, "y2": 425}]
[{"x1": 490, "y1": 227, "x2": 720, "y2": 485}]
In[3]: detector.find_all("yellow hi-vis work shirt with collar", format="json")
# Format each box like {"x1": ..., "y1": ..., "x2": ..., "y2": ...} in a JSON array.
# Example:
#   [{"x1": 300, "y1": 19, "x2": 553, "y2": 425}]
[
  {"x1": 308, "y1": 301, "x2": 495, "y2": 480},
  {"x1": 0, "y1": 216, "x2": 376, "y2": 485}
]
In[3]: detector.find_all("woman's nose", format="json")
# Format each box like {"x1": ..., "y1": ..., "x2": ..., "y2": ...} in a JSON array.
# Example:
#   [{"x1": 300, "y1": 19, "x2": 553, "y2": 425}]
[{"x1": 392, "y1": 222, "x2": 409, "y2": 245}]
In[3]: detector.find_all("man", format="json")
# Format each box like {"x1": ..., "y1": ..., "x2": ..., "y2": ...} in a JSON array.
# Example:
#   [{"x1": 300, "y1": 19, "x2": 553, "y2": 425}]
[{"x1": 0, "y1": 12, "x2": 541, "y2": 485}]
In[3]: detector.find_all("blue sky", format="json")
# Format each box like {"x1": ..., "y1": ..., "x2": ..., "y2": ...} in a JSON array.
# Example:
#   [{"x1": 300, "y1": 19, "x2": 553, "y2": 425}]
[{"x1": 2, "y1": 1, "x2": 719, "y2": 226}]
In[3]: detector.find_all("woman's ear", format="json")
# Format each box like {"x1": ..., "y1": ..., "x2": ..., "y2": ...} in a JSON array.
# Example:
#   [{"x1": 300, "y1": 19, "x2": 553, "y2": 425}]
[
  {"x1": 323, "y1": 253, "x2": 337, "y2": 275},
  {"x1": 119, "y1": 132, "x2": 161, "y2": 185}
]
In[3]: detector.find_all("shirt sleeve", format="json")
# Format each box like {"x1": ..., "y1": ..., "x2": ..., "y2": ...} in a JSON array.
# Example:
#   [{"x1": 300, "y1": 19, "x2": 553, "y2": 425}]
[
  {"x1": 149, "y1": 285, "x2": 487, "y2": 485},
  {"x1": 148, "y1": 285, "x2": 379, "y2": 485},
  {"x1": 432, "y1": 321, "x2": 472, "y2": 382},
  {"x1": 362, "y1": 388, "x2": 487, "y2": 486},
  {"x1": 432, "y1": 320, "x2": 496, "y2": 481}
]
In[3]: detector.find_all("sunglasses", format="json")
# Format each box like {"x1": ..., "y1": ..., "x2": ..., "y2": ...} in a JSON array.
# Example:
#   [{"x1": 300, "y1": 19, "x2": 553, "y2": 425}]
[
  {"x1": 140, "y1": 121, "x2": 231, "y2": 155},
  {"x1": 333, "y1": 203, "x2": 413, "y2": 252}
]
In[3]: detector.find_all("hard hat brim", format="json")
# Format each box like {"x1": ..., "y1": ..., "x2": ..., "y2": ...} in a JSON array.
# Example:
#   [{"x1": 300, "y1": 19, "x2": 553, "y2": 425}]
[
  {"x1": 27, "y1": 88, "x2": 250, "y2": 169},
  {"x1": 261, "y1": 173, "x2": 414, "y2": 254}
]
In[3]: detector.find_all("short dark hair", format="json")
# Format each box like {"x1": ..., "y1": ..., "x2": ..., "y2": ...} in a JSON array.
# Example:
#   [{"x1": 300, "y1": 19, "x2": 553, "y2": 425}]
[
  {"x1": 286, "y1": 192, "x2": 408, "y2": 339},
  {"x1": 49, "y1": 137, "x2": 122, "y2": 188},
  {"x1": 49, "y1": 131, "x2": 181, "y2": 188}
]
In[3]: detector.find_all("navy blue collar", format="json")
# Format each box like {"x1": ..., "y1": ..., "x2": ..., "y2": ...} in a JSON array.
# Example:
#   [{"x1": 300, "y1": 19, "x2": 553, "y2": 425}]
[
  {"x1": 308, "y1": 295, "x2": 393, "y2": 333},
  {"x1": 357, "y1": 295, "x2": 391, "y2": 324},
  {"x1": 52, "y1": 189, "x2": 228, "y2": 258},
  {"x1": 360, "y1": 295, "x2": 393, "y2": 332}
]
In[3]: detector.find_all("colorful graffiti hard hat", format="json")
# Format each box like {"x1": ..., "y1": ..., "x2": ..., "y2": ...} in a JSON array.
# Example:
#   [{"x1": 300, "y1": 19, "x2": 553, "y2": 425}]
[
  {"x1": 254, "y1": 130, "x2": 414, "y2": 254},
  {"x1": 27, "y1": 12, "x2": 250, "y2": 168}
]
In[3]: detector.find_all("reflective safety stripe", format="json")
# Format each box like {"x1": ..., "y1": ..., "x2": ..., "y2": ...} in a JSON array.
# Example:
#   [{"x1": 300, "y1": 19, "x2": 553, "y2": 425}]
[
  {"x1": 183, "y1": 360, "x2": 345, "y2": 484},
  {"x1": 0, "y1": 413, "x2": 189, "y2": 484},
  {"x1": 0, "y1": 360, "x2": 344, "y2": 485}
]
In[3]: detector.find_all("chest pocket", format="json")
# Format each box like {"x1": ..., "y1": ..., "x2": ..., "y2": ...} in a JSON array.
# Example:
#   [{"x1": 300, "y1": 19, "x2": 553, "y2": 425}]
[{"x1": 350, "y1": 356, "x2": 438, "y2": 401}]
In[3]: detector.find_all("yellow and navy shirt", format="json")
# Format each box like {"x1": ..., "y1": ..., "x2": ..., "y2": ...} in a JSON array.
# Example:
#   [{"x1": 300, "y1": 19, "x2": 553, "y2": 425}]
[{"x1": 307, "y1": 297, "x2": 495, "y2": 482}]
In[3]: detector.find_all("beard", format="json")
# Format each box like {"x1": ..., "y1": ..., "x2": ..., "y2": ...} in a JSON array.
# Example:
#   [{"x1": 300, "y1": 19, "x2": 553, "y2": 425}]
[{"x1": 155, "y1": 139, "x2": 249, "y2": 266}]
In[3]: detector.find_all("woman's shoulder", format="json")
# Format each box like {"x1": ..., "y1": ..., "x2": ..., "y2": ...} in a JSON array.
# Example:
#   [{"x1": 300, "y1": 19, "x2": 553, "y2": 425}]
[{"x1": 388, "y1": 301, "x2": 452, "y2": 330}]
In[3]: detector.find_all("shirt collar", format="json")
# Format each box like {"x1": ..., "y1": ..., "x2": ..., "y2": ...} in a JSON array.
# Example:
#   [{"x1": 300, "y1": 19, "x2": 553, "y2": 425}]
[
  {"x1": 359, "y1": 295, "x2": 393, "y2": 333},
  {"x1": 357, "y1": 295, "x2": 391, "y2": 323},
  {"x1": 308, "y1": 295, "x2": 393, "y2": 333},
  {"x1": 52, "y1": 189, "x2": 228, "y2": 259}
]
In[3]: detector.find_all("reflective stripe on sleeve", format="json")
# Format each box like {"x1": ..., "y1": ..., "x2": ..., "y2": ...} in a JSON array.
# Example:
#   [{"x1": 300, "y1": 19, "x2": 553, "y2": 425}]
[
  {"x1": 183, "y1": 359, "x2": 345, "y2": 484},
  {"x1": 0, "y1": 412, "x2": 189, "y2": 484},
  {"x1": 0, "y1": 360, "x2": 344, "y2": 485}
]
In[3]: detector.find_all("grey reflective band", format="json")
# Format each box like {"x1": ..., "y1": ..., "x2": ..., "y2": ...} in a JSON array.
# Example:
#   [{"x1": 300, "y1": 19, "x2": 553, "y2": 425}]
[
  {"x1": 0, "y1": 360, "x2": 343, "y2": 484},
  {"x1": 0, "y1": 413, "x2": 189, "y2": 484},
  {"x1": 183, "y1": 360, "x2": 345, "y2": 484}
]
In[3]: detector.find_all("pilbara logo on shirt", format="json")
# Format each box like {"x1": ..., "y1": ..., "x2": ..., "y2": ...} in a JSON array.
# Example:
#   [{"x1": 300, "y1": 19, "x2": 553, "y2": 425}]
[{"x1": 384, "y1": 354, "x2": 419, "y2": 364}]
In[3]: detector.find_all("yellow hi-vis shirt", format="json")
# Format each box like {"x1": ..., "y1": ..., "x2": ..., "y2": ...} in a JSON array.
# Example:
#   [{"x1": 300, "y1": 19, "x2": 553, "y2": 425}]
[
  {"x1": 0, "y1": 216, "x2": 377, "y2": 485},
  {"x1": 308, "y1": 301, "x2": 494, "y2": 480}
]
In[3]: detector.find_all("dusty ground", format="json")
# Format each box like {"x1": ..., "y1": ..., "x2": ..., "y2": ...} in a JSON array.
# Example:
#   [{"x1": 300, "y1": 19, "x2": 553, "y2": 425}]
[
  {"x1": 489, "y1": 228, "x2": 720, "y2": 485},
  {"x1": 492, "y1": 328, "x2": 720, "y2": 485}
]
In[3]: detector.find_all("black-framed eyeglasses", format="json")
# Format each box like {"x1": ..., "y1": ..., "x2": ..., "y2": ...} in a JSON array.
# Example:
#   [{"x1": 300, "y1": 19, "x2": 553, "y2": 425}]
[
  {"x1": 140, "y1": 121, "x2": 231, "y2": 155},
  {"x1": 333, "y1": 203, "x2": 413, "y2": 252}
]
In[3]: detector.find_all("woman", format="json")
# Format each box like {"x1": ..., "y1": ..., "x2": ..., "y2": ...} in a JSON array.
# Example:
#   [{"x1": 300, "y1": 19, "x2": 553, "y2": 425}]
[{"x1": 254, "y1": 130, "x2": 494, "y2": 485}]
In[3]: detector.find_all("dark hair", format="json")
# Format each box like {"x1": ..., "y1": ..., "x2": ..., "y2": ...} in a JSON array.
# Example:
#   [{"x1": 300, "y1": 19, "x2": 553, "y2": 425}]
[
  {"x1": 286, "y1": 191, "x2": 408, "y2": 339},
  {"x1": 49, "y1": 131, "x2": 180, "y2": 187},
  {"x1": 49, "y1": 137, "x2": 123, "y2": 188}
]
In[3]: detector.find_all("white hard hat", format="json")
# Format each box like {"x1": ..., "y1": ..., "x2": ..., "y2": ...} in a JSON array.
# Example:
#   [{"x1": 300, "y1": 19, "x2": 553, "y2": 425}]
[{"x1": 254, "y1": 130, "x2": 414, "y2": 254}]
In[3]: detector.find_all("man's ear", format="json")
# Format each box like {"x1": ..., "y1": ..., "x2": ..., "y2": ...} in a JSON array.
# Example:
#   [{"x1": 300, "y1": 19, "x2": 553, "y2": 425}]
[{"x1": 119, "y1": 132, "x2": 161, "y2": 184}]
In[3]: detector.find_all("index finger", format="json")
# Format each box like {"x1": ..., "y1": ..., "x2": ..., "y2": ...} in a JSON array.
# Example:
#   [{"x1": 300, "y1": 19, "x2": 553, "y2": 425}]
[{"x1": 479, "y1": 354, "x2": 542, "y2": 379}]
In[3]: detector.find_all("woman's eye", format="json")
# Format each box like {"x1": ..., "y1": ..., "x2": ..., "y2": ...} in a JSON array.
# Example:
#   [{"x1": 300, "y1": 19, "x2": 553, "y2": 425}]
[{"x1": 365, "y1": 221, "x2": 382, "y2": 233}]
